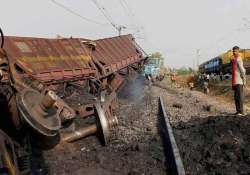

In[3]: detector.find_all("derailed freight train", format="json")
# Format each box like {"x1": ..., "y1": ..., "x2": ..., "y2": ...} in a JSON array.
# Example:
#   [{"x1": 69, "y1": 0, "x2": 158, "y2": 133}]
[
  {"x1": 199, "y1": 49, "x2": 250, "y2": 75},
  {"x1": 0, "y1": 28, "x2": 147, "y2": 174}
]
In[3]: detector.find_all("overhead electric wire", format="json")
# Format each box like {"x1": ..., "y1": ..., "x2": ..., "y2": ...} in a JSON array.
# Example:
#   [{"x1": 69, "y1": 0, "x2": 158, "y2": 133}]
[
  {"x1": 119, "y1": 0, "x2": 134, "y2": 26},
  {"x1": 200, "y1": 16, "x2": 250, "y2": 61},
  {"x1": 91, "y1": 0, "x2": 118, "y2": 30},
  {"x1": 49, "y1": 0, "x2": 107, "y2": 26},
  {"x1": 118, "y1": 0, "x2": 146, "y2": 39},
  {"x1": 117, "y1": 0, "x2": 157, "y2": 51},
  {"x1": 120, "y1": 0, "x2": 135, "y2": 18},
  {"x1": 119, "y1": 0, "x2": 143, "y2": 30}
]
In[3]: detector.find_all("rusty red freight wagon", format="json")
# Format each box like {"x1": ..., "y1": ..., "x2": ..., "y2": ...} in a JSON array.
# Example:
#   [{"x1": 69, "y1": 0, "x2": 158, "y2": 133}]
[
  {"x1": 3, "y1": 36, "x2": 96, "y2": 85},
  {"x1": 82, "y1": 34, "x2": 144, "y2": 78},
  {"x1": 3, "y1": 34, "x2": 145, "y2": 87},
  {"x1": 0, "y1": 33, "x2": 146, "y2": 148}
]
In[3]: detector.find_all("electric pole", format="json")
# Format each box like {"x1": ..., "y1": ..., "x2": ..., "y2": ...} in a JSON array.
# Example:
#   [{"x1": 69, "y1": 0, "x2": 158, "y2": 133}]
[
  {"x1": 92, "y1": 0, "x2": 127, "y2": 36},
  {"x1": 118, "y1": 25, "x2": 126, "y2": 36},
  {"x1": 196, "y1": 49, "x2": 200, "y2": 70},
  {"x1": 193, "y1": 58, "x2": 196, "y2": 72}
]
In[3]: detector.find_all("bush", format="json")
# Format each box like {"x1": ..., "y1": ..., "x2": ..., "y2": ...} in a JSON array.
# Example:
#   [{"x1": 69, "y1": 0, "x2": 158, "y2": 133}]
[{"x1": 176, "y1": 67, "x2": 193, "y2": 75}]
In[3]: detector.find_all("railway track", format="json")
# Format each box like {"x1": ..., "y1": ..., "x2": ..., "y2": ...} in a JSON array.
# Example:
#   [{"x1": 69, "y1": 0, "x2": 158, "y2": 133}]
[
  {"x1": 0, "y1": 77, "x2": 189, "y2": 175},
  {"x1": 158, "y1": 96, "x2": 186, "y2": 175},
  {"x1": 29, "y1": 77, "x2": 185, "y2": 174},
  {"x1": 0, "y1": 25, "x2": 183, "y2": 174},
  {"x1": 2, "y1": 80, "x2": 250, "y2": 175}
]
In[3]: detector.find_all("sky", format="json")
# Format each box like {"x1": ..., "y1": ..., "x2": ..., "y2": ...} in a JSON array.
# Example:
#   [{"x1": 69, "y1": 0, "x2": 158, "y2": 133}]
[{"x1": 1, "y1": 0, "x2": 250, "y2": 68}]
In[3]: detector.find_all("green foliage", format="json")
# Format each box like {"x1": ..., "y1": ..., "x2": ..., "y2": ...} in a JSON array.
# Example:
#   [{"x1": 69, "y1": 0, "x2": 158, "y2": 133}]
[
  {"x1": 148, "y1": 52, "x2": 165, "y2": 67},
  {"x1": 176, "y1": 67, "x2": 193, "y2": 75},
  {"x1": 149, "y1": 52, "x2": 164, "y2": 59}
]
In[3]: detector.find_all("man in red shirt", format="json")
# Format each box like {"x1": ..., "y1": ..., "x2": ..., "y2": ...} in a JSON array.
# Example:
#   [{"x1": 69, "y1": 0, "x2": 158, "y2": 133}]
[
  {"x1": 171, "y1": 72, "x2": 177, "y2": 87},
  {"x1": 231, "y1": 46, "x2": 246, "y2": 116}
]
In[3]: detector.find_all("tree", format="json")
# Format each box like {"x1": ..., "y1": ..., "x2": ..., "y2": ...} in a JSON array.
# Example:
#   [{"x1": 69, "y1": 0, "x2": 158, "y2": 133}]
[
  {"x1": 176, "y1": 67, "x2": 193, "y2": 75},
  {"x1": 188, "y1": 67, "x2": 193, "y2": 73},
  {"x1": 149, "y1": 52, "x2": 164, "y2": 59}
]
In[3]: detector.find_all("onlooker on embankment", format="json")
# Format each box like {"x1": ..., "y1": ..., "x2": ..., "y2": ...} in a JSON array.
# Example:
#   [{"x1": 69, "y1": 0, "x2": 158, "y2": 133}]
[{"x1": 231, "y1": 46, "x2": 247, "y2": 116}]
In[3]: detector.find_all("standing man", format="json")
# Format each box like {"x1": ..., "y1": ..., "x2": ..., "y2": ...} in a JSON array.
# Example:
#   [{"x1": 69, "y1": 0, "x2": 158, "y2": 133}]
[
  {"x1": 231, "y1": 46, "x2": 246, "y2": 116},
  {"x1": 203, "y1": 73, "x2": 209, "y2": 94},
  {"x1": 219, "y1": 71, "x2": 223, "y2": 81},
  {"x1": 170, "y1": 72, "x2": 177, "y2": 87}
]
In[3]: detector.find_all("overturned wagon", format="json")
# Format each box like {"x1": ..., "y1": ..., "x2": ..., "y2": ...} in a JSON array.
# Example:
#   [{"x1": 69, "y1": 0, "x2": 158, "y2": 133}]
[{"x1": 0, "y1": 32, "x2": 146, "y2": 173}]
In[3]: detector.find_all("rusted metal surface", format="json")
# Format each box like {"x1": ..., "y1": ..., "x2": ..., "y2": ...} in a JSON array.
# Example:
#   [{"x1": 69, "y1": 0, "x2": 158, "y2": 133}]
[
  {"x1": 0, "y1": 30, "x2": 146, "y2": 175},
  {"x1": 0, "y1": 49, "x2": 9, "y2": 83},
  {"x1": 62, "y1": 90, "x2": 118, "y2": 144},
  {"x1": 0, "y1": 129, "x2": 30, "y2": 175},
  {"x1": 83, "y1": 34, "x2": 144, "y2": 77},
  {"x1": 16, "y1": 89, "x2": 61, "y2": 136},
  {"x1": 2, "y1": 34, "x2": 145, "y2": 86},
  {"x1": 101, "y1": 91, "x2": 118, "y2": 121},
  {"x1": 0, "y1": 129, "x2": 19, "y2": 175},
  {"x1": 110, "y1": 73, "x2": 125, "y2": 91},
  {"x1": 74, "y1": 103, "x2": 95, "y2": 118},
  {"x1": 0, "y1": 32, "x2": 146, "y2": 150},
  {"x1": 54, "y1": 97, "x2": 76, "y2": 123},
  {"x1": 62, "y1": 124, "x2": 97, "y2": 143},
  {"x1": 4, "y1": 36, "x2": 96, "y2": 84},
  {"x1": 62, "y1": 101, "x2": 118, "y2": 144}
]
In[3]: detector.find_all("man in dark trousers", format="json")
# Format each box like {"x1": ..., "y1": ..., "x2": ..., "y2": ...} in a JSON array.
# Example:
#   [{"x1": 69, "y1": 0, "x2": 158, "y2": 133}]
[{"x1": 231, "y1": 46, "x2": 246, "y2": 116}]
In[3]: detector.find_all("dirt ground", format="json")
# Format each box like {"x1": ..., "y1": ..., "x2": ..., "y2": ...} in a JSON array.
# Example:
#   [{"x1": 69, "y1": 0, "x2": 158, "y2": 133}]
[
  {"x1": 154, "y1": 79, "x2": 250, "y2": 175},
  {"x1": 33, "y1": 76, "x2": 167, "y2": 175},
  {"x1": 175, "y1": 74, "x2": 250, "y2": 112},
  {"x1": 32, "y1": 76, "x2": 250, "y2": 175}
]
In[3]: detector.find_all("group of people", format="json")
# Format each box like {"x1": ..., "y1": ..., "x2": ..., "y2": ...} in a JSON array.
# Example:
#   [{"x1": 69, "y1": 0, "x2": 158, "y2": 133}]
[
  {"x1": 200, "y1": 46, "x2": 247, "y2": 116},
  {"x1": 159, "y1": 46, "x2": 247, "y2": 116}
]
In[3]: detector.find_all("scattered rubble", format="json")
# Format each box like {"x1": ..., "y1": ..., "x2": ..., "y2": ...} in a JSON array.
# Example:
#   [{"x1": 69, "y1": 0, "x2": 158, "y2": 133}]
[
  {"x1": 40, "y1": 77, "x2": 167, "y2": 175},
  {"x1": 154, "y1": 80, "x2": 250, "y2": 175}
]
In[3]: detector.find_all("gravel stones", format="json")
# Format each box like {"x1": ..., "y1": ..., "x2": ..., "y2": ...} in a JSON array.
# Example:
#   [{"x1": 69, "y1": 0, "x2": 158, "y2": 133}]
[
  {"x1": 152, "y1": 80, "x2": 250, "y2": 175},
  {"x1": 172, "y1": 103, "x2": 183, "y2": 109},
  {"x1": 33, "y1": 77, "x2": 250, "y2": 175},
  {"x1": 41, "y1": 76, "x2": 167, "y2": 175}
]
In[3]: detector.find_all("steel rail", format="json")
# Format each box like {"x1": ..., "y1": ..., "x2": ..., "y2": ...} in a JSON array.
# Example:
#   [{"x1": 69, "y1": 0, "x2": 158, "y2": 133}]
[{"x1": 158, "y1": 96, "x2": 186, "y2": 175}]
